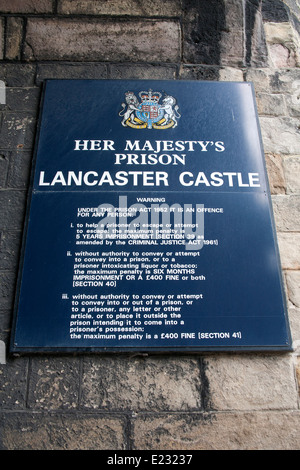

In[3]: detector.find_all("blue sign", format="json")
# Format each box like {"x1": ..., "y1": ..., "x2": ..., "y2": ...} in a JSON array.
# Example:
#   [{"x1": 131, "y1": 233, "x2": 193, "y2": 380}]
[{"x1": 10, "y1": 80, "x2": 292, "y2": 352}]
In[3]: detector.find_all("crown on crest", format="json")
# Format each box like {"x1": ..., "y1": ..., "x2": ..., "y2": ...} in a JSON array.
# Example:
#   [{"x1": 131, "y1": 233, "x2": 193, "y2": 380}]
[
  {"x1": 139, "y1": 89, "x2": 162, "y2": 103},
  {"x1": 125, "y1": 91, "x2": 135, "y2": 97}
]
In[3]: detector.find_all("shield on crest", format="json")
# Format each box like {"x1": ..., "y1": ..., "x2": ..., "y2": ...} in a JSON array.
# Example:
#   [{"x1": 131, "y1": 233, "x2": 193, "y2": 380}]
[{"x1": 119, "y1": 88, "x2": 181, "y2": 129}]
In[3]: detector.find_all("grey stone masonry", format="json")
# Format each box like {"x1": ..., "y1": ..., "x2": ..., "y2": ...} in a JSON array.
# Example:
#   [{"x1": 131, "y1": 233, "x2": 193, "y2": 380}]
[
  {"x1": 0, "y1": 0, "x2": 299, "y2": 450},
  {"x1": 24, "y1": 18, "x2": 181, "y2": 63}
]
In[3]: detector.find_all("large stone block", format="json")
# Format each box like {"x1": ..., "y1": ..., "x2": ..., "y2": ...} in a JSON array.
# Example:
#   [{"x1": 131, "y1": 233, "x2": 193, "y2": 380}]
[
  {"x1": 179, "y1": 64, "x2": 220, "y2": 81},
  {"x1": 245, "y1": 0, "x2": 269, "y2": 66},
  {"x1": 277, "y1": 232, "x2": 300, "y2": 270},
  {"x1": 262, "y1": 0, "x2": 291, "y2": 23},
  {"x1": 0, "y1": 358, "x2": 28, "y2": 409},
  {"x1": 0, "y1": 412, "x2": 126, "y2": 450},
  {"x1": 285, "y1": 271, "x2": 300, "y2": 308},
  {"x1": 6, "y1": 151, "x2": 32, "y2": 189},
  {"x1": 256, "y1": 92, "x2": 287, "y2": 116},
  {"x1": 179, "y1": 64, "x2": 243, "y2": 82},
  {"x1": 182, "y1": 0, "x2": 244, "y2": 66},
  {"x1": 205, "y1": 354, "x2": 298, "y2": 411},
  {"x1": 272, "y1": 195, "x2": 300, "y2": 231},
  {"x1": 0, "y1": 114, "x2": 36, "y2": 150},
  {"x1": 269, "y1": 69, "x2": 300, "y2": 94},
  {"x1": 132, "y1": 411, "x2": 300, "y2": 449},
  {"x1": 27, "y1": 358, "x2": 80, "y2": 410},
  {"x1": 218, "y1": 66, "x2": 244, "y2": 81},
  {"x1": 246, "y1": 68, "x2": 300, "y2": 104},
  {"x1": 5, "y1": 88, "x2": 40, "y2": 113},
  {"x1": 109, "y1": 63, "x2": 177, "y2": 80},
  {"x1": 0, "y1": 271, "x2": 17, "y2": 311},
  {"x1": 36, "y1": 62, "x2": 107, "y2": 84},
  {"x1": 0, "y1": 64, "x2": 36, "y2": 87},
  {"x1": 264, "y1": 22, "x2": 300, "y2": 67},
  {"x1": 245, "y1": 68, "x2": 272, "y2": 93},
  {"x1": 0, "y1": 230, "x2": 22, "y2": 271},
  {"x1": 5, "y1": 17, "x2": 23, "y2": 61},
  {"x1": 283, "y1": 155, "x2": 300, "y2": 194},
  {"x1": 0, "y1": 190, "x2": 26, "y2": 231},
  {"x1": 260, "y1": 117, "x2": 300, "y2": 155},
  {"x1": 58, "y1": 0, "x2": 182, "y2": 16},
  {"x1": 0, "y1": 0, "x2": 53, "y2": 13},
  {"x1": 24, "y1": 18, "x2": 181, "y2": 62},
  {"x1": 81, "y1": 356, "x2": 203, "y2": 411},
  {"x1": 265, "y1": 153, "x2": 286, "y2": 194}
]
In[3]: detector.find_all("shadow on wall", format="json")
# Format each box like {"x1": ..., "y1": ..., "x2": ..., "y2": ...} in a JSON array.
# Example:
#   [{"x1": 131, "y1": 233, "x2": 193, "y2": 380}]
[
  {"x1": 182, "y1": 0, "x2": 269, "y2": 71},
  {"x1": 264, "y1": 0, "x2": 300, "y2": 34},
  {"x1": 182, "y1": 0, "x2": 226, "y2": 74}
]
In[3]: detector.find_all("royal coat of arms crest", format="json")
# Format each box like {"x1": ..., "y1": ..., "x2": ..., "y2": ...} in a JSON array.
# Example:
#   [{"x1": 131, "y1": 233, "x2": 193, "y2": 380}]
[{"x1": 119, "y1": 89, "x2": 181, "y2": 129}]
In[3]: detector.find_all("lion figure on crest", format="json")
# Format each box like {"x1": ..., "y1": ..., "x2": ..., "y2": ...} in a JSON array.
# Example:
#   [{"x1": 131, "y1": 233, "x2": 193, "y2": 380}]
[{"x1": 119, "y1": 92, "x2": 139, "y2": 126}]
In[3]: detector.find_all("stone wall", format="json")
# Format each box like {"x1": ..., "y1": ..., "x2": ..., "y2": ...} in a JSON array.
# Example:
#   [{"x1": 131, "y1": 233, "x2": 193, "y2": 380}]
[{"x1": 0, "y1": 0, "x2": 299, "y2": 450}]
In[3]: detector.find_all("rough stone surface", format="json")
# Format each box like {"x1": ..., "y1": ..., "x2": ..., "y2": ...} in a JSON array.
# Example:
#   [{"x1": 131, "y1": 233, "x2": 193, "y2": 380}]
[
  {"x1": 0, "y1": 191, "x2": 26, "y2": 230},
  {"x1": 6, "y1": 150, "x2": 32, "y2": 188},
  {"x1": 0, "y1": 271, "x2": 17, "y2": 311},
  {"x1": 0, "y1": 341, "x2": 5, "y2": 364},
  {"x1": 0, "y1": 230, "x2": 22, "y2": 271},
  {"x1": 283, "y1": 155, "x2": 300, "y2": 194},
  {"x1": 0, "y1": 153, "x2": 8, "y2": 187},
  {"x1": 218, "y1": 67, "x2": 244, "y2": 82},
  {"x1": 286, "y1": 271, "x2": 300, "y2": 308},
  {"x1": 5, "y1": 17, "x2": 23, "y2": 61},
  {"x1": 277, "y1": 232, "x2": 300, "y2": 270},
  {"x1": 0, "y1": 18, "x2": 3, "y2": 61},
  {"x1": 109, "y1": 63, "x2": 177, "y2": 80},
  {"x1": 0, "y1": 0, "x2": 53, "y2": 13},
  {"x1": 205, "y1": 354, "x2": 298, "y2": 411},
  {"x1": 246, "y1": 67, "x2": 300, "y2": 97},
  {"x1": 27, "y1": 358, "x2": 80, "y2": 410},
  {"x1": 256, "y1": 92, "x2": 287, "y2": 116},
  {"x1": 182, "y1": 0, "x2": 244, "y2": 66},
  {"x1": 296, "y1": 356, "x2": 300, "y2": 391},
  {"x1": 246, "y1": 1, "x2": 269, "y2": 66},
  {"x1": 264, "y1": 22, "x2": 300, "y2": 67},
  {"x1": 81, "y1": 356, "x2": 203, "y2": 411},
  {"x1": 36, "y1": 63, "x2": 107, "y2": 83},
  {"x1": 0, "y1": 358, "x2": 28, "y2": 409},
  {"x1": 288, "y1": 307, "x2": 300, "y2": 347},
  {"x1": 132, "y1": 411, "x2": 300, "y2": 450},
  {"x1": 272, "y1": 195, "x2": 300, "y2": 231},
  {"x1": 24, "y1": 18, "x2": 181, "y2": 63},
  {"x1": 5, "y1": 88, "x2": 40, "y2": 113},
  {"x1": 265, "y1": 153, "x2": 286, "y2": 194},
  {"x1": 260, "y1": 117, "x2": 300, "y2": 154},
  {"x1": 58, "y1": 0, "x2": 182, "y2": 16},
  {"x1": 0, "y1": 114, "x2": 36, "y2": 150},
  {"x1": 0, "y1": 64, "x2": 36, "y2": 87},
  {"x1": 0, "y1": 413, "x2": 126, "y2": 450}
]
